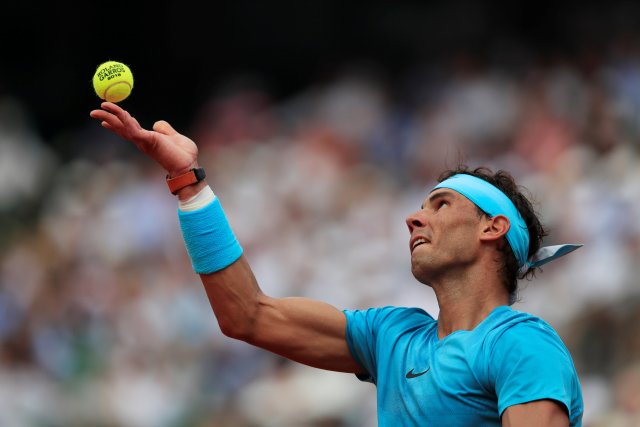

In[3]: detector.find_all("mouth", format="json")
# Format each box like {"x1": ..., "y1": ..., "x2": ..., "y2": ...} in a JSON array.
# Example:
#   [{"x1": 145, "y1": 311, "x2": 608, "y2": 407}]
[{"x1": 410, "y1": 236, "x2": 430, "y2": 253}]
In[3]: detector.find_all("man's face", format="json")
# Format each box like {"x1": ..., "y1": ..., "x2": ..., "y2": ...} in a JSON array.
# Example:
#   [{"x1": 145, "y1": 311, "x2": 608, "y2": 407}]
[{"x1": 405, "y1": 188, "x2": 485, "y2": 285}]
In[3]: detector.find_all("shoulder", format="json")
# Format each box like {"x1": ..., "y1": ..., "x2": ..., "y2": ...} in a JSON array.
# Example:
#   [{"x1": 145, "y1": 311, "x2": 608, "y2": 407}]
[
  {"x1": 489, "y1": 308, "x2": 568, "y2": 353},
  {"x1": 484, "y1": 307, "x2": 577, "y2": 382},
  {"x1": 344, "y1": 305, "x2": 435, "y2": 324},
  {"x1": 480, "y1": 307, "x2": 576, "y2": 374},
  {"x1": 485, "y1": 309, "x2": 583, "y2": 421},
  {"x1": 344, "y1": 305, "x2": 436, "y2": 335}
]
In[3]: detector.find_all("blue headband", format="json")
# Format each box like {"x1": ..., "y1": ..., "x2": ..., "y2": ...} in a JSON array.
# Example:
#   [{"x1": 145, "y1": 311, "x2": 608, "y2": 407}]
[{"x1": 432, "y1": 174, "x2": 582, "y2": 274}]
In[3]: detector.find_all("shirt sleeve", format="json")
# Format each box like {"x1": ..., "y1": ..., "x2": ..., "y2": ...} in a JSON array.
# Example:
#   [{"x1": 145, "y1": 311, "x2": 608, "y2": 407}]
[
  {"x1": 342, "y1": 306, "x2": 399, "y2": 384},
  {"x1": 489, "y1": 320, "x2": 580, "y2": 418}
]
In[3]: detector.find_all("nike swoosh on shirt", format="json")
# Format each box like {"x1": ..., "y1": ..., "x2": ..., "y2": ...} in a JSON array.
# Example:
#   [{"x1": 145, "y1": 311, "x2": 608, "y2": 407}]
[{"x1": 405, "y1": 368, "x2": 430, "y2": 379}]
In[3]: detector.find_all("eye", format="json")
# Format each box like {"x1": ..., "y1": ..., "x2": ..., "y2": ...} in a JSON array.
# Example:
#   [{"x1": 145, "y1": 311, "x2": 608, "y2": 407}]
[{"x1": 436, "y1": 200, "x2": 448, "y2": 210}]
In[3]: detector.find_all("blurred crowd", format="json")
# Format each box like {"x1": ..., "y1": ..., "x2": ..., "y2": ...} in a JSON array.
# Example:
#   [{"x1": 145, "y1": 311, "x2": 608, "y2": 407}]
[{"x1": 2, "y1": 41, "x2": 640, "y2": 426}]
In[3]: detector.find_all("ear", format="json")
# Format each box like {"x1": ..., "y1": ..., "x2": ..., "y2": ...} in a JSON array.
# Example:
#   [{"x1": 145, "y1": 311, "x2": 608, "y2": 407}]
[{"x1": 479, "y1": 214, "x2": 510, "y2": 242}]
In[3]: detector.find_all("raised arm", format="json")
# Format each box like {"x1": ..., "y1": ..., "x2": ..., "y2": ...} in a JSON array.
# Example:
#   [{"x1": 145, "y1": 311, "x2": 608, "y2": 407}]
[{"x1": 90, "y1": 102, "x2": 362, "y2": 373}]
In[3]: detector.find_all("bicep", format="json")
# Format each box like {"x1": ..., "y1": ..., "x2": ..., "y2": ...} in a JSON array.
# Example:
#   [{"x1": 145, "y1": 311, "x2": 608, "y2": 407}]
[
  {"x1": 502, "y1": 399, "x2": 569, "y2": 427},
  {"x1": 248, "y1": 295, "x2": 363, "y2": 373}
]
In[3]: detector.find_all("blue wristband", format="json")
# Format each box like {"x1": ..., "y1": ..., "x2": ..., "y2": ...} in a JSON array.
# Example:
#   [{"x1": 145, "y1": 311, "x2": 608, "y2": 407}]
[{"x1": 178, "y1": 197, "x2": 243, "y2": 274}]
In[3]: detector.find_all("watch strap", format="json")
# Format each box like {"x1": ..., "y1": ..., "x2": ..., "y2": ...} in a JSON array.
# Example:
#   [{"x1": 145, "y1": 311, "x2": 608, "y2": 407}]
[{"x1": 166, "y1": 167, "x2": 206, "y2": 195}]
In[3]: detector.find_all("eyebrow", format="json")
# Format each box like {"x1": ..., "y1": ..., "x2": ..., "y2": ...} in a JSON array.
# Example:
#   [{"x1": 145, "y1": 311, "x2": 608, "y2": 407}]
[{"x1": 421, "y1": 189, "x2": 456, "y2": 209}]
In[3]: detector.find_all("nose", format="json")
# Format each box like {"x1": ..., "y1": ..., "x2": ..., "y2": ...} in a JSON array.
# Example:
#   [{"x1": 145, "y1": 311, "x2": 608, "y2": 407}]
[{"x1": 406, "y1": 210, "x2": 426, "y2": 233}]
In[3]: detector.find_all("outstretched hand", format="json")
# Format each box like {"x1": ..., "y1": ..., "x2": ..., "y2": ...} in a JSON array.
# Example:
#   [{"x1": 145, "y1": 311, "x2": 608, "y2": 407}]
[{"x1": 89, "y1": 102, "x2": 198, "y2": 177}]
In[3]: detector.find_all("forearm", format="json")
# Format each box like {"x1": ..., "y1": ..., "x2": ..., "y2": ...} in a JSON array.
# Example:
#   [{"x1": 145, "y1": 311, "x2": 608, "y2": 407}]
[
  {"x1": 177, "y1": 184, "x2": 261, "y2": 336},
  {"x1": 199, "y1": 255, "x2": 264, "y2": 339},
  {"x1": 178, "y1": 184, "x2": 359, "y2": 372}
]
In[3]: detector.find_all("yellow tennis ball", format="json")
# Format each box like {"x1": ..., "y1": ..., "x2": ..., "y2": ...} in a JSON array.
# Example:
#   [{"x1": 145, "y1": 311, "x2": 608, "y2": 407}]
[{"x1": 93, "y1": 61, "x2": 134, "y2": 103}]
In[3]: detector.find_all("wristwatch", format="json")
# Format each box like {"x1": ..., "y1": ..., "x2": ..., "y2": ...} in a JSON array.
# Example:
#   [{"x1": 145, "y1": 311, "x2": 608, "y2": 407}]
[{"x1": 166, "y1": 167, "x2": 206, "y2": 195}]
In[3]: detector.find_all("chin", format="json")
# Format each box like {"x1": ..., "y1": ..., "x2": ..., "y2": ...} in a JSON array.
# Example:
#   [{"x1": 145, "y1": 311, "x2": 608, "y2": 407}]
[{"x1": 411, "y1": 266, "x2": 434, "y2": 287}]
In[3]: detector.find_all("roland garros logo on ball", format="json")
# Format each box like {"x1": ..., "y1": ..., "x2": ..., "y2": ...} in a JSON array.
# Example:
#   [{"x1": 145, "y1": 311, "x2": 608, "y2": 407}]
[
  {"x1": 96, "y1": 62, "x2": 127, "y2": 81},
  {"x1": 93, "y1": 60, "x2": 134, "y2": 103}
]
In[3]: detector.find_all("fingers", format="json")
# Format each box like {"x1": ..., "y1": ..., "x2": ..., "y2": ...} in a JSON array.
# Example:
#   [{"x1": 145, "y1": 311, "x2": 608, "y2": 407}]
[
  {"x1": 105, "y1": 103, "x2": 137, "y2": 129},
  {"x1": 99, "y1": 101, "x2": 124, "y2": 115},
  {"x1": 90, "y1": 102, "x2": 123, "y2": 119},
  {"x1": 153, "y1": 120, "x2": 178, "y2": 136},
  {"x1": 90, "y1": 109, "x2": 124, "y2": 129},
  {"x1": 90, "y1": 102, "x2": 148, "y2": 141},
  {"x1": 90, "y1": 103, "x2": 198, "y2": 173},
  {"x1": 90, "y1": 102, "x2": 136, "y2": 127},
  {"x1": 90, "y1": 102, "x2": 126, "y2": 127},
  {"x1": 90, "y1": 108, "x2": 118, "y2": 121}
]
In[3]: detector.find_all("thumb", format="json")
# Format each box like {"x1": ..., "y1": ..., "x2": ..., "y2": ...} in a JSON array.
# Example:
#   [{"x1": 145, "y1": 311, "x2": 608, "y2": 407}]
[{"x1": 153, "y1": 120, "x2": 178, "y2": 135}]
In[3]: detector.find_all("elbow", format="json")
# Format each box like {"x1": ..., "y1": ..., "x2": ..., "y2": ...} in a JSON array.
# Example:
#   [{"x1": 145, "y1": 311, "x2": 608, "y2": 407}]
[
  {"x1": 217, "y1": 306, "x2": 259, "y2": 342},
  {"x1": 219, "y1": 317, "x2": 251, "y2": 341},
  {"x1": 215, "y1": 293, "x2": 274, "y2": 343}
]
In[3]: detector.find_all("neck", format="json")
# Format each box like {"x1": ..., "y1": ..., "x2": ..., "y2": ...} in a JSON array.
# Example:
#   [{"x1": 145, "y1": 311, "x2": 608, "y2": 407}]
[{"x1": 431, "y1": 265, "x2": 509, "y2": 339}]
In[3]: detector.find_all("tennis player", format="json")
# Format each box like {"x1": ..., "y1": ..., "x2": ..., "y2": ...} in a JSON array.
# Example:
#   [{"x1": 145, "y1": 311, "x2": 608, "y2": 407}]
[{"x1": 90, "y1": 102, "x2": 584, "y2": 426}]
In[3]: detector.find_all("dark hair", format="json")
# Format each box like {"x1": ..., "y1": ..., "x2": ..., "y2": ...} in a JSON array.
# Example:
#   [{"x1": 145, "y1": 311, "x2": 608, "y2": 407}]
[{"x1": 438, "y1": 166, "x2": 548, "y2": 304}]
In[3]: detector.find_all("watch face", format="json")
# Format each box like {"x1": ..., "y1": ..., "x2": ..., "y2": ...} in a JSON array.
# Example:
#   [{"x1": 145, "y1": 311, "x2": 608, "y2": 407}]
[{"x1": 194, "y1": 168, "x2": 206, "y2": 181}]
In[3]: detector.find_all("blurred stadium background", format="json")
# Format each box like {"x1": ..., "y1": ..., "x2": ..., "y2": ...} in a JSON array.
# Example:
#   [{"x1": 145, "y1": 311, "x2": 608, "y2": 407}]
[{"x1": 2, "y1": 1, "x2": 640, "y2": 426}]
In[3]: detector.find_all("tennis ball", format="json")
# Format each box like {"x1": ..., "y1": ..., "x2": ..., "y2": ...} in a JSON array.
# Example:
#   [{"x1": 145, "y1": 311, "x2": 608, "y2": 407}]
[{"x1": 93, "y1": 61, "x2": 134, "y2": 103}]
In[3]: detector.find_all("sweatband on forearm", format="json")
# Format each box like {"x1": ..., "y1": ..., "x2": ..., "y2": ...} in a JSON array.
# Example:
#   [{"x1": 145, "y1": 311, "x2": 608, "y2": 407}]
[{"x1": 178, "y1": 197, "x2": 243, "y2": 274}]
